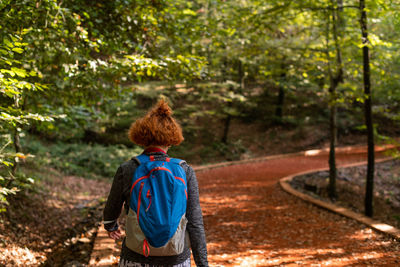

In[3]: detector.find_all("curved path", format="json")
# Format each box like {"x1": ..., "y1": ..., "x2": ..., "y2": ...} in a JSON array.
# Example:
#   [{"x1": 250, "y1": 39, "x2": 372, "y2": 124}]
[
  {"x1": 197, "y1": 146, "x2": 399, "y2": 266},
  {"x1": 90, "y1": 146, "x2": 400, "y2": 266}
]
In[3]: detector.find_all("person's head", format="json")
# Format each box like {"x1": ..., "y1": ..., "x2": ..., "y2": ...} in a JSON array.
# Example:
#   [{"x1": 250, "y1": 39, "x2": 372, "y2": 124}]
[{"x1": 128, "y1": 99, "x2": 184, "y2": 149}]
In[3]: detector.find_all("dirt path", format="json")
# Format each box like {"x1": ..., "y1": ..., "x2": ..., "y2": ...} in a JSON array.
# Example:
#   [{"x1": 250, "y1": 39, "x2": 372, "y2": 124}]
[
  {"x1": 90, "y1": 146, "x2": 400, "y2": 266},
  {"x1": 197, "y1": 146, "x2": 400, "y2": 266}
]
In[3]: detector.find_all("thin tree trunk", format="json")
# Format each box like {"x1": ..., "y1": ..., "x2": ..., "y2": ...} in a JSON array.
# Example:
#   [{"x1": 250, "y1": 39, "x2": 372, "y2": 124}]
[
  {"x1": 221, "y1": 113, "x2": 231, "y2": 144},
  {"x1": 12, "y1": 94, "x2": 23, "y2": 174},
  {"x1": 12, "y1": 127, "x2": 22, "y2": 174},
  {"x1": 237, "y1": 59, "x2": 244, "y2": 86},
  {"x1": 328, "y1": 0, "x2": 344, "y2": 200},
  {"x1": 221, "y1": 57, "x2": 228, "y2": 82},
  {"x1": 221, "y1": 100, "x2": 232, "y2": 144},
  {"x1": 360, "y1": 0, "x2": 374, "y2": 217},
  {"x1": 220, "y1": 55, "x2": 232, "y2": 144},
  {"x1": 328, "y1": 100, "x2": 338, "y2": 199},
  {"x1": 275, "y1": 86, "x2": 285, "y2": 119},
  {"x1": 275, "y1": 63, "x2": 286, "y2": 121},
  {"x1": 331, "y1": 0, "x2": 344, "y2": 83}
]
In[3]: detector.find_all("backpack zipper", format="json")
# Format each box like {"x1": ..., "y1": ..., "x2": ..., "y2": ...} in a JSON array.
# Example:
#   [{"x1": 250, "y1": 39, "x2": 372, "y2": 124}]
[
  {"x1": 137, "y1": 182, "x2": 144, "y2": 222},
  {"x1": 130, "y1": 167, "x2": 171, "y2": 194},
  {"x1": 145, "y1": 189, "x2": 152, "y2": 212},
  {"x1": 175, "y1": 176, "x2": 188, "y2": 199}
]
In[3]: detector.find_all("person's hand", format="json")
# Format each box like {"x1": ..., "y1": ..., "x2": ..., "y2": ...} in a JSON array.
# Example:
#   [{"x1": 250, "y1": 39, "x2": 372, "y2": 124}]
[{"x1": 108, "y1": 229, "x2": 122, "y2": 240}]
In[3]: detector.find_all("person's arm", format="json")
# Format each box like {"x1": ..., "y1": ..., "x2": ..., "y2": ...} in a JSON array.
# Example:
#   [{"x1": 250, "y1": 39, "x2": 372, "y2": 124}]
[
  {"x1": 103, "y1": 165, "x2": 125, "y2": 237},
  {"x1": 185, "y1": 164, "x2": 209, "y2": 267}
]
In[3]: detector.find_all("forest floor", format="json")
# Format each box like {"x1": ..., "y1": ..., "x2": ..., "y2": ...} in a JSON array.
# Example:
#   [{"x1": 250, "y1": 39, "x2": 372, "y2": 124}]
[
  {"x1": 290, "y1": 158, "x2": 400, "y2": 230},
  {"x1": 197, "y1": 146, "x2": 400, "y2": 266},
  {"x1": 1, "y1": 142, "x2": 399, "y2": 266},
  {"x1": 0, "y1": 168, "x2": 110, "y2": 266},
  {"x1": 90, "y1": 145, "x2": 399, "y2": 267}
]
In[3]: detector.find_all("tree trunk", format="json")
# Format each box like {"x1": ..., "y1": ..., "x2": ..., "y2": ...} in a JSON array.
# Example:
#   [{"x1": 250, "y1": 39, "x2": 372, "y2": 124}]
[
  {"x1": 12, "y1": 94, "x2": 23, "y2": 175},
  {"x1": 275, "y1": 87, "x2": 285, "y2": 119},
  {"x1": 237, "y1": 59, "x2": 244, "y2": 87},
  {"x1": 221, "y1": 57, "x2": 228, "y2": 82},
  {"x1": 221, "y1": 100, "x2": 232, "y2": 144},
  {"x1": 221, "y1": 113, "x2": 231, "y2": 144},
  {"x1": 360, "y1": 0, "x2": 375, "y2": 217},
  {"x1": 275, "y1": 64, "x2": 286, "y2": 121},
  {"x1": 328, "y1": 102, "x2": 338, "y2": 199},
  {"x1": 12, "y1": 127, "x2": 22, "y2": 174},
  {"x1": 327, "y1": 0, "x2": 344, "y2": 200}
]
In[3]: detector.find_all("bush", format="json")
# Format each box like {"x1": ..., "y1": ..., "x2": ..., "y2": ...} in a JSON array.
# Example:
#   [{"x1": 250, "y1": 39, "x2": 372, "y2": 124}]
[
  {"x1": 0, "y1": 134, "x2": 36, "y2": 213},
  {"x1": 22, "y1": 136, "x2": 142, "y2": 179}
]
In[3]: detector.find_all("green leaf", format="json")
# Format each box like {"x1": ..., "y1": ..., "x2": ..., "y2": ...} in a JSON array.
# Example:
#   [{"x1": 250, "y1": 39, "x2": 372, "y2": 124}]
[
  {"x1": 0, "y1": 160, "x2": 13, "y2": 167},
  {"x1": 28, "y1": 70, "x2": 37, "y2": 76},
  {"x1": 11, "y1": 67, "x2": 27, "y2": 77},
  {"x1": 3, "y1": 59, "x2": 12, "y2": 65},
  {"x1": 11, "y1": 48, "x2": 24, "y2": 54},
  {"x1": 182, "y1": 9, "x2": 197, "y2": 16},
  {"x1": 4, "y1": 38, "x2": 13, "y2": 48},
  {"x1": 0, "y1": 69, "x2": 15, "y2": 77},
  {"x1": 82, "y1": 12, "x2": 90, "y2": 19}
]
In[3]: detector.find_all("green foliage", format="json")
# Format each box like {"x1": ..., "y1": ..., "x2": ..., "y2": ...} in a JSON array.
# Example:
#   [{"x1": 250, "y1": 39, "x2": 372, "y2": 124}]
[
  {"x1": 1, "y1": 0, "x2": 400, "y2": 213},
  {"x1": 122, "y1": 54, "x2": 206, "y2": 82},
  {"x1": 210, "y1": 140, "x2": 248, "y2": 162},
  {"x1": 0, "y1": 0, "x2": 207, "y2": 139},
  {"x1": 0, "y1": 0, "x2": 208, "y2": 213},
  {"x1": 0, "y1": 134, "x2": 35, "y2": 212},
  {"x1": 22, "y1": 137, "x2": 142, "y2": 179},
  {"x1": 0, "y1": 34, "x2": 52, "y2": 127},
  {"x1": 0, "y1": 33, "x2": 52, "y2": 212}
]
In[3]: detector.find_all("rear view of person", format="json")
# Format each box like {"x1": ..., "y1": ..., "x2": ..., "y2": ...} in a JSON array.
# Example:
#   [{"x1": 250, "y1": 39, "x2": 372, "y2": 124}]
[{"x1": 103, "y1": 99, "x2": 209, "y2": 267}]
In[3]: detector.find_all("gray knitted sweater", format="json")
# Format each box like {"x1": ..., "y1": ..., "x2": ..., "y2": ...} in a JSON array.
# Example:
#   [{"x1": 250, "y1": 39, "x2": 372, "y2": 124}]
[{"x1": 103, "y1": 152, "x2": 209, "y2": 267}]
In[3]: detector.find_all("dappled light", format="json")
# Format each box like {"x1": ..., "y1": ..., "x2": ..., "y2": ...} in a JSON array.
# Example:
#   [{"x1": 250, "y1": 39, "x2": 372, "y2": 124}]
[
  {"x1": 274, "y1": 205, "x2": 289, "y2": 210},
  {"x1": 1, "y1": 244, "x2": 43, "y2": 266},
  {"x1": 0, "y1": 171, "x2": 110, "y2": 266},
  {"x1": 1, "y1": 0, "x2": 400, "y2": 265},
  {"x1": 304, "y1": 149, "x2": 322, "y2": 156},
  {"x1": 196, "y1": 148, "x2": 400, "y2": 266},
  {"x1": 206, "y1": 244, "x2": 394, "y2": 266},
  {"x1": 371, "y1": 223, "x2": 396, "y2": 232}
]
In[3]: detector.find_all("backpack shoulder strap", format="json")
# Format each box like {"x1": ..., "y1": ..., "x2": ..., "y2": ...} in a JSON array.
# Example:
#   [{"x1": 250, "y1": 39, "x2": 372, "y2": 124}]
[
  {"x1": 167, "y1": 157, "x2": 185, "y2": 165},
  {"x1": 135, "y1": 154, "x2": 150, "y2": 165},
  {"x1": 135, "y1": 155, "x2": 185, "y2": 165}
]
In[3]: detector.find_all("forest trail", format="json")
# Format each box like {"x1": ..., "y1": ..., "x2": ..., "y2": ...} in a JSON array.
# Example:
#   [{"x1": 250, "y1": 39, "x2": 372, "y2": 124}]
[{"x1": 91, "y1": 146, "x2": 400, "y2": 266}]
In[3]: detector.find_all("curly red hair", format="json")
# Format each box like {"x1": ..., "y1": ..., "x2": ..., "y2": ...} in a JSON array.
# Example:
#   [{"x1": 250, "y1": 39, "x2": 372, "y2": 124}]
[{"x1": 128, "y1": 99, "x2": 184, "y2": 147}]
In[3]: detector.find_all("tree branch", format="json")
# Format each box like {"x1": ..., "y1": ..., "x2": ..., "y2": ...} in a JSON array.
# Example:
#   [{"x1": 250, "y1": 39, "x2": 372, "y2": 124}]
[{"x1": 302, "y1": 5, "x2": 359, "y2": 11}]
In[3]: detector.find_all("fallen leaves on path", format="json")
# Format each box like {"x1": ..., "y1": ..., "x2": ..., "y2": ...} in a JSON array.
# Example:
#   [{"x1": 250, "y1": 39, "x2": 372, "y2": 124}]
[
  {"x1": 197, "y1": 148, "x2": 400, "y2": 266},
  {"x1": 0, "y1": 169, "x2": 110, "y2": 266}
]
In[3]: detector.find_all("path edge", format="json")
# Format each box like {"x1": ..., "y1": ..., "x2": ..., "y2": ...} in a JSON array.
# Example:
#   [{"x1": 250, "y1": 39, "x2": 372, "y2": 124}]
[
  {"x1": 193, "y1": 144, "x2": 395, "y2": 173},
  {"x1": 89, "y1": 144, "x2": 398, "y2": 265},
  {"x1": 279, "y1": 157, "x2": 400, "y2": 241}
]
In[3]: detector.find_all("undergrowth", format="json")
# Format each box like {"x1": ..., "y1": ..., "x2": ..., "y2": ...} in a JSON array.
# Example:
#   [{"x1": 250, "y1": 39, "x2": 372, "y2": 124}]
[{"x1": 22, "y1": 136, "x2": 142, "y2": 179}]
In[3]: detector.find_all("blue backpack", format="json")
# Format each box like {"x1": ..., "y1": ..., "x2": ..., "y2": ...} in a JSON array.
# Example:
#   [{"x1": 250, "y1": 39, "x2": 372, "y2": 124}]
[{"x1": 125, "y1": 154, "x2": 188, "y2": 257}]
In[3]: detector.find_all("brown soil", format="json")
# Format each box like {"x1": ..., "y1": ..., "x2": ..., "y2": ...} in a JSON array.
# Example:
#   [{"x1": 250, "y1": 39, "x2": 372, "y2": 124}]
[
  {"x1": 1, "y1": 142, "x2": 399, "y2": 267},
  {"x1": 179, "y1": 118, "x2": 370, "y2": 165},
  {"x1": 90, "y1": 145, "x2": 400, "y2": 266},
  {"x1": 0, "y1": 168, "x2": 110, "y2": 267},
  {"x1": 290, "y1": 158, "x2": 400, "y2": 230},
  {"x1": 197, "y1": 146, "x2": 400, "y2": 266}
]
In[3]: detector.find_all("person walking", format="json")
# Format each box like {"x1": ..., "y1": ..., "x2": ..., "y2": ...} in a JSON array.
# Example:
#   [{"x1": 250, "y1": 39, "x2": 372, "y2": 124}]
[{"x1": 103, "y1": 99, "x2": 209, "y2": 267}]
